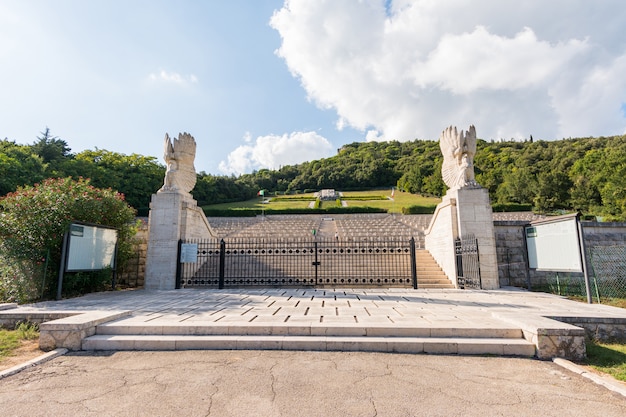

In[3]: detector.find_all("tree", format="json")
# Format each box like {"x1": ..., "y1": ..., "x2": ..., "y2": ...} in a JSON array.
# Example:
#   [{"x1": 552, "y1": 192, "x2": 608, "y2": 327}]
[
  {"x1": 533, "y1": 171, "x2": 572, "y2": 213},
  {"x1": 32, "y1": 127, "x2": 71, "y2": 164},
  {"x1": 68, "y1": 149, "x2": 164, "y2": 210},
  {"x1": 0, "y1": 177, "x2": 138, "y2": 301},
  {"x1": 496, "y1": 167, "x2": 536, "y2": 204},
  {"x1": 0, "y1": 140, "x2": 46, "y2": 195}
]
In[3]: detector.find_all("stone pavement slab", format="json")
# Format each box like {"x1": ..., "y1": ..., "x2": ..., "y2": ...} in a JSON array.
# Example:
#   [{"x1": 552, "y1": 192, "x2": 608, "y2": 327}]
[{"x1": 2, "y1": 287, "x2": 626, "y2": 359}]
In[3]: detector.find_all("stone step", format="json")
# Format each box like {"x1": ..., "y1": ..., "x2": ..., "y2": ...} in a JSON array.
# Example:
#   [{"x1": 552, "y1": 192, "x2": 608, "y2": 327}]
[
  {"x1": 82, "y1": 334, "x2": 535, "y2": 356},
  {"x1": 418, "y1": 283, "x2": 455, "y2": 289},
  {"x1": 96, "y1": 322, "x2": 523, "y2": 339},
  {"x1": 416, "y1": 272, "x2": 447, "y2": 277},
  {"x1": 416, "y1": 275, "x2": 449, "y2": 281},
  {"x1": 417, "y1": 282, "x2": 454, "y2": 287},
  {"x1": 417, "y1": 277, "x2": 453, "y2": 284},
  {"x1": 415, "y1": 266, "x2": 444, "y2": 272},
  {"x1": 416, "y1": 274, "x2": 450, "y2": 280}
]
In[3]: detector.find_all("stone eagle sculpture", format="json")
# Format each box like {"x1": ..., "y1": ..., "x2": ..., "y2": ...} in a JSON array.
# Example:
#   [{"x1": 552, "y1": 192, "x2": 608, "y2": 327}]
[
  {"x1": 439, "y1": 125, "x2": 479, "y2": 190},
  {"x1": 160, "y1": 132, "x2": 197, "y2": 194}
]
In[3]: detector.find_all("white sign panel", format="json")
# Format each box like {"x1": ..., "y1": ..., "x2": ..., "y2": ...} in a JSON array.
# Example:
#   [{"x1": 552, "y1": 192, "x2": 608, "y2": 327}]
[
  {"x1": 525, "y1": 216, "x2": 582, "y2": 272},
  {"x1": 66, "y1": 223, "x2": 118, "y2": 271},
  {"x1": 180, "y1": 243, "x2": 198, "y2": 263}
]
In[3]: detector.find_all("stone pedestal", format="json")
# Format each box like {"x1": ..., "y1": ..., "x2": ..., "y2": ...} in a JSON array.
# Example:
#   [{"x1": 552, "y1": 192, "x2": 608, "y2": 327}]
[
  {"x1": 452, "y1": 187, "x2": 499, "y2": 289},
  {"x1": 425, "y1": 187, "x2": 499, "y2": 290},
  {"x1": 144, "y1": 191, "x2": 194, "y2": 290}
]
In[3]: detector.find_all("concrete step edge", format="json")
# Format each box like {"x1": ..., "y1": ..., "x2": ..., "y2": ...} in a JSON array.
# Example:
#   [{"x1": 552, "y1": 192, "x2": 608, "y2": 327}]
[
  {"x1": 96, "y1": 325, "x2": 523, "y2": 338},
  {"x1": 82, "y1": 334, "x2": 536, "y2": 356}
]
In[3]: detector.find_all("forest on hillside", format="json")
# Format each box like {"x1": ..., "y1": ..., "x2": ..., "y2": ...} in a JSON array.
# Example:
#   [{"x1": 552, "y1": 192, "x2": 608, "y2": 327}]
[{"x1": 2, "y1": 129, "x2": 625, "y2": 220}]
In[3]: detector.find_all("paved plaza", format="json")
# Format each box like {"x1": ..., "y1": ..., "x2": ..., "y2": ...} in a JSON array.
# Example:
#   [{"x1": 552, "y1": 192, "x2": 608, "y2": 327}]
[
  {"x1": 9, "y1": 286, "x2": 626, "y2": 323},
  {"x1": 2, "y1": 287, "x2": 626, "y2": 359}
]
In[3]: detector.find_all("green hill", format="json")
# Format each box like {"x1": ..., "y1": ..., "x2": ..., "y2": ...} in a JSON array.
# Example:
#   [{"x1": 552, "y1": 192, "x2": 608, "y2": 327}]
[{"x1": 2, "y1": 132, "x2": 626, "y2": 220}]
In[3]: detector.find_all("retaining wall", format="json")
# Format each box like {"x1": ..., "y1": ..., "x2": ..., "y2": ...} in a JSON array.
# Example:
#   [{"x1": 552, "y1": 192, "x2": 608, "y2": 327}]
[{"x1": 495, "y1": 221, "x2": 626, "y2": 288}]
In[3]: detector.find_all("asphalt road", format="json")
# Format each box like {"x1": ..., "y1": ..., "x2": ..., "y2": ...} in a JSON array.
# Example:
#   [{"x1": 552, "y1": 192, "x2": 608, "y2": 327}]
[{"x1": 1, "y1": 350, "x2": 625, "y2": 417}]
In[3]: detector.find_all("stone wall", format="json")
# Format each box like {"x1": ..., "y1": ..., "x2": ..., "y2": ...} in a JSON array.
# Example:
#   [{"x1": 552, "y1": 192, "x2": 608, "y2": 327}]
[
  {"x1": 495, "y1": 221, "x2": 626, "y2": 288},
  {"x1": 129, "y1": 214, "x2": 624, "y2": 290},
  {"x1": 182, "y1": 202, "x2": 217, "y2": 240},
  {"x1": 424, "y1": 195, "x2": 458, "y2": 286},
  {"x1": 116, "y1": 218, "x2": 148, "y2": 288}
]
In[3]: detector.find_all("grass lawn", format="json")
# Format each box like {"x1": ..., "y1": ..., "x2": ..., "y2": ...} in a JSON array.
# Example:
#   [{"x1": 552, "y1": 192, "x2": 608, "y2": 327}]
[
  {"x1": 0, "y1": 323, "x2": 40, "y2": 370},
  {"x1": 584, "y1": 340, "x2": 626, "y2": 382},
  {"x1": 565, "y1": 295, "x2": 626, "y2": 309},
  {"x1": 203, "y1": 194, "x2": 315, "y2": 211},
  {"x1": 596, "y1": 298, "x2": 626, "y2": 309},
  {"x1": 560, "y1": 296, "x2": 626, "y2": 382},
  {"x1": 0, "y1": 329, "x2": 23, "y2": 359},
  {"x1": 559, "y1": 295, "x2": 626, "y2": 382},
  {"x1": 202, "y1": 190, "x2": 440, "y2": 214},
  {"x1": 339, "y1": 190, "x2": 439, "y2": 213}
]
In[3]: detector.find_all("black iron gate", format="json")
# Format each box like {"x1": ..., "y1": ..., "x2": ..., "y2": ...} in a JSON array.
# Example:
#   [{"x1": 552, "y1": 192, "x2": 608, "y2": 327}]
[
  {"x1": 177, "y1": 237, "x2": 417, "y2": 288},
  {"x1": 455, "y1": 234, "x2": 481, "y2": 289}
]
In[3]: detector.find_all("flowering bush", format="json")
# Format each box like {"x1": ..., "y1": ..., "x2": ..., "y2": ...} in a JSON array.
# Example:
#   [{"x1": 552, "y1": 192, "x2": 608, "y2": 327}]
[
  {"x1": 0, "y1": 177, "x2": 137, "y2": 302},
  {"x1": 0, "y1": 256, "x2": 42, "y2": 303}
]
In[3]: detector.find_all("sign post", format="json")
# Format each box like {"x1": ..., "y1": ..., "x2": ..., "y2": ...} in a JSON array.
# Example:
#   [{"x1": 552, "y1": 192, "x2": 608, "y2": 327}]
[
  {"x1": 57, "y1": 222, "x2": 118, "y2": 300},
  {"x1": 525, "y1": 213, "x2": 592, "y2": 303}
]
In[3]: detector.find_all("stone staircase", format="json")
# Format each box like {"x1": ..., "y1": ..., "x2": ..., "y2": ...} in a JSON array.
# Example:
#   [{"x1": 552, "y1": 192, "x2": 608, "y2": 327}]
[
  {"x1": 30, "y1": 288, "x2": 611, "y2": 360},
  {"x1": 82, "y1": 319, "x2": 535, "y2": 356},
  {"x1": 415, "y1": 250, "x2": 455, "y2": 289}
]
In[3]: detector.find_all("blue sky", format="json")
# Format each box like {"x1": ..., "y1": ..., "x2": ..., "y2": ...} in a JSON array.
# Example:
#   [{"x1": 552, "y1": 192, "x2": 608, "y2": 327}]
[{"x1": 2, "y1": 1, "x2": 626, "y2": 175}]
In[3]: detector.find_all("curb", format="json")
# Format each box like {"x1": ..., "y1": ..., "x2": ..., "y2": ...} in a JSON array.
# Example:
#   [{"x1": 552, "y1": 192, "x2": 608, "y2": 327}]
[
  {"x1": 553, "y1": 357, "x2": 626, "y2": 398},
  {"x1": 0, "y1": 348, "x2": 68, "y2": 380}
]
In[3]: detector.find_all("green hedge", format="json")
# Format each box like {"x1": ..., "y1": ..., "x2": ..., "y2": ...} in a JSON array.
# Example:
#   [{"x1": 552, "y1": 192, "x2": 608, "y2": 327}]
[
  {"x1": 340, "y1": 195, "x2": 388, "y2": 201},
  {"x1": 401, "y1": 205, "x2": 437, "y2": 215},
  {"x1": 203, "y1": 209, "x2": 258, "y2": 217},
  {"x1": 203, "y1": 206, "x2": 387, "y2": 217},
  {"x1": 271, "y1": 196, "x2": 315, "y2": 202},
  {"x1": 491, "y1": 203, "x2": 533, "y2": 212},
  {"x1": 136, "y1": 207, "x2": 150, "y2": 217}
]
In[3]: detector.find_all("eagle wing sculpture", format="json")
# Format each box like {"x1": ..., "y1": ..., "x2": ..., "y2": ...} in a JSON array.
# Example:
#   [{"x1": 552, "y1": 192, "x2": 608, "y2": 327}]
[
  {"x1": 439, "y1": 125, "x2": 478, "y2": 190},
  {"x1": 160, "y1": 132, "x2": 197, "y2": 194}
]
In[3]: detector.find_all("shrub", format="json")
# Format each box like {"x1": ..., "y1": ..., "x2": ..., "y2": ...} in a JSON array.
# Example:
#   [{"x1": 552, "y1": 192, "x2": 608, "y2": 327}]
[
  {"x1": 491, "y1": 203, "x2": 533, "y2": 212},
  {"x1": 340, "y1": 195, "x2": 387, "y2": 201},
  {"x1": 203, "y1": 209, "x2": 257, "y2": 217},
  {"x1": 401, "y1": 205, "x2": 437, "y2": 215},
  {"x1": 0, "y1": 256, "x2": 43, "y2": 303},
  {"x1": 271, "y1": 196, "x2": 315, "y2": 202},
  {"x1": 15, "y1": 321, "x2": 39, "y2": 340},
  {"x1": 202, "y1": 206, "x2": 388, "y2": 217},
  {"x1": 0, "y1": 177, "x2": 137, "y2": 302},
  {"x1": 61, "y1": 268, "x2": 114, "y2": 298}
]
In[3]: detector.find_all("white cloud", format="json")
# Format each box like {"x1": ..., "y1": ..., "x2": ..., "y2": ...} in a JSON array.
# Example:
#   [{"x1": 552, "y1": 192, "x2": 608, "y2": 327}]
[
  {"x1": 271, "y1": 0, "x2": 626, "y2": 141},
  {"x1": 414, "y1": 26, "x2": 588, "y2": 94},
  {"x1": 219, "y1": 131, "x2": 334, "y2": 175},
  {"x1": 148, "y1": 70, "x2": 198, "y2": 85}
]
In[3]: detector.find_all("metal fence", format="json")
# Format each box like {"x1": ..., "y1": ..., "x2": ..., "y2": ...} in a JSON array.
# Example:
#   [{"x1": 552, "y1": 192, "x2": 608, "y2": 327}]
[
  {"x1": 545, "y1": 245, "x2": 626, "y2": 301},
  {"x1": 590, "y1": 245, "x2": 626, "y2": 298},
  {"x1": 177, "y1": 237, "x2": 417, "y2": 288},
  {"x1": 455, "y1": 234, "x2": 481, "y2": 289}
]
